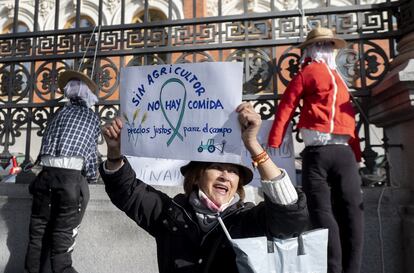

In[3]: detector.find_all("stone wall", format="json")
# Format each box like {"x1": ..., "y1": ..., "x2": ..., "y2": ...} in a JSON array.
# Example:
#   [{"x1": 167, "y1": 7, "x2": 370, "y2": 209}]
[{"x1": 0, "y1": 183, "x2": 408, "y2": 273}]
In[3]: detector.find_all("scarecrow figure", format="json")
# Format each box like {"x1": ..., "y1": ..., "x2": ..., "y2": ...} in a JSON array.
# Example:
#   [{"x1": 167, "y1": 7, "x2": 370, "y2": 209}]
[
  {"x1": 268, "y1": 27, "x2": 364, "y2": 273},
  {"x1": 25, "y1": 70, "x2": 100, "y2": 273}
]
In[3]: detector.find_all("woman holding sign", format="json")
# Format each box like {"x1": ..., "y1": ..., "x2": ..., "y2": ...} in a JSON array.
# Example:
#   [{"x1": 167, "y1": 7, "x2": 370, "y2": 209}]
[{"x1": 100, "y1": 102, "x2": 308, "y2": 273}]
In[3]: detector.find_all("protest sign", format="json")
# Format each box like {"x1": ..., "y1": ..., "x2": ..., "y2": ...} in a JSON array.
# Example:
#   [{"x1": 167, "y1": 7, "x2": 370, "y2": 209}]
[
  {"x1": 127, "y1": 156, "x2": 188, "y2": 186},
  {"x1": 127, "y1": 121, "x2": 296, "y2": 187},
  {"x1": 120, "y1": 62, "x2": 243, "y2": 163}
]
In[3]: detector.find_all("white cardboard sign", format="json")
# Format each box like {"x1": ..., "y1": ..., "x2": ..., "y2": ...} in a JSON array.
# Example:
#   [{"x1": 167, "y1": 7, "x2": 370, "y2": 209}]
[{"x1": 120, "y1": 62, "x2": 243, "y2": 163}]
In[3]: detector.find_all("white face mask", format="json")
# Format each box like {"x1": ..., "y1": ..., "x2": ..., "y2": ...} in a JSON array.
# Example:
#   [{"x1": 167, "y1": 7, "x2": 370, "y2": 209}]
[{"x1": 64, "y1": 80, "x2": 98, "y2": 107}]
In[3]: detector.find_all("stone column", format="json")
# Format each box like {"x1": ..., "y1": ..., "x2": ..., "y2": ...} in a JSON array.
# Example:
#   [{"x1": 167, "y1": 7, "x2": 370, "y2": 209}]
[{"x1": 369, "y1": 3, "x2": 414, "y2": 270}]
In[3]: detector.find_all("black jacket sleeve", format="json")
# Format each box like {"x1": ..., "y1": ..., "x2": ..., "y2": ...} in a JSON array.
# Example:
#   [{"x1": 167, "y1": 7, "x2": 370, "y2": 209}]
[
  {"x1": 235, "y1": 189, "x2": 309, "y2": 239},
  {"x1": 99, "y1": 159, "x2": 171, "y2": 236},
  {"x1": 264, "y1": 188, "x2": 309, "y2": 238}
]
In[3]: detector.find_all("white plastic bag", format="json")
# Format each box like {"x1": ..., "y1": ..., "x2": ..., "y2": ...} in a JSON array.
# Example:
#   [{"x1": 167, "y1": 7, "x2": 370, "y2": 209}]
[{"x1": 218, "y1": 217, "x2": 328, "y2": 273}]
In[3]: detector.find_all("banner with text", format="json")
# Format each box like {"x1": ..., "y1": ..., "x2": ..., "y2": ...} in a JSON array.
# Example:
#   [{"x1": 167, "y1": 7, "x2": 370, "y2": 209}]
[
  {"x1": 120, "y1": 62, "x2": 243, "y2": 163},
  {"x1": 127, "y1": 121, "x2": 296, "y2": 187}
]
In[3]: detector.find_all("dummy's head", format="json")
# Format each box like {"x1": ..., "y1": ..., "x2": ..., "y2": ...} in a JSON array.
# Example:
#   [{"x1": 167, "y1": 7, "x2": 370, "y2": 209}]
[
  {"x1": 181, "y1": 161, "x2": 253, "y2": 204},
  {"x1": 58, "y1": 70, "x2": 99, "y2": 107},
  {"x1": 299, "y1": 27, "x2": 346, "y2": 69}
]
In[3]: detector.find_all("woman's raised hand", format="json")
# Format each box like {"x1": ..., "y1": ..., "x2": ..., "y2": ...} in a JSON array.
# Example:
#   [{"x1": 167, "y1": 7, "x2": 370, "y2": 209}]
[
  {"x1": 236, "y1": 102, "x2": 282, "y2": 179},
  {"x1": 102, "y1": 117, "x2": 123, "y2": 155},
  {"x1": 236, "y1": 102, "x2": 262, "y2": 153}
]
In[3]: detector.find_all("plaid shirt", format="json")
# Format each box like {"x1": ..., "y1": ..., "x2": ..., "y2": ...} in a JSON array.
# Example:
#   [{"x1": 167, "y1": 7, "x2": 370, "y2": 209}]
[{"x1": 39, "y1": 98, "x2": 101, "y2": 181}]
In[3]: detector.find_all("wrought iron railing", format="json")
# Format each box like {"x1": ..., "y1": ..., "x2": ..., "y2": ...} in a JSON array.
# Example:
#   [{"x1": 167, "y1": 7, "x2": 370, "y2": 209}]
[{"x1": 0, "y1": 0, "x2": 406, "y2": 183}]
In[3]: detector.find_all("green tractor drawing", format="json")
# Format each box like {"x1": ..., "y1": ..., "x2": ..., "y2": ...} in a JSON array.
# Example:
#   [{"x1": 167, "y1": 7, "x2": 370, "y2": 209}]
[{"x1": 197, "y1": 139, "x2": 226, "y2": 154}]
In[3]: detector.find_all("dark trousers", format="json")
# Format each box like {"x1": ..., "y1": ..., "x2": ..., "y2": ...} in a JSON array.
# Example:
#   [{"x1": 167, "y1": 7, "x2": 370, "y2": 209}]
[
  {"x1": 25, "y1": 167, "x2": 90, "y2": 273},
  {"x1": 302, "y1": 145, "x2": 364, "y2": 273}
]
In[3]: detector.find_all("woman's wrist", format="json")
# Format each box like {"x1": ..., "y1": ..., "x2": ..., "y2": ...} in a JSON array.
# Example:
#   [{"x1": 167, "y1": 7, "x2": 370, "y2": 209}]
[
  {"x1": 251, "y1": 150, "x2": 270, "y2": 168},
  {"x1": 107, "y1": 155, "x2": 123, "y2": 162},
  {"x1": 106, "y1": 146, "x2": 123, "y2": 170},
  {"x1": 107, "y1": 146, "x2": 121, "y2": 159},
  {"x1": 105, "y1": 157, "x2": 124, "y2": 171},
  {"x1": 245, "y1": 141, "x2": 264, "y2": 157}
]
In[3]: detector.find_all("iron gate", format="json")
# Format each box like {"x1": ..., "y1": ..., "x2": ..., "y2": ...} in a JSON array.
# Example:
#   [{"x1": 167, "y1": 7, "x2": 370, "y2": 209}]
[{"x1": 0, "y1": 0, "x2": 411, "y2": 183}]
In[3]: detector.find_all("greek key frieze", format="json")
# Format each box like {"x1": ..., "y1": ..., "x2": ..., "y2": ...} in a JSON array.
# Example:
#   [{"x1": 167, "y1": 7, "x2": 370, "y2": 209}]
[
  {"x1": 101, "y1": 31, "x2": 119, "y2": 50},
  {"x1": 363, "y1": 12, "x2": 386, "y2": 32},
  {"x1": 126, "y1": 29, "x2": 145, "y2": 48},
  {"x1": 0, "y1": 40, "x2": 12, "y2": 56}
]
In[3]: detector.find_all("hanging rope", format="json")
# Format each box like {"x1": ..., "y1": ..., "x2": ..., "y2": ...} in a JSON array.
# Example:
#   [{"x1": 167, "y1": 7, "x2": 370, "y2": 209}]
[
  {"x1": 91, "y1": 25, "x2": 102, "y2": 78},
  {"x1": 74, "y1": 25, "x2": 101, "y2": 94},
  {"x1": 297, "y1": 7, "x2": 313, "y2": 33},
  {"x1": 78, "y1": 25, "x2": 98, "y2": 72}
]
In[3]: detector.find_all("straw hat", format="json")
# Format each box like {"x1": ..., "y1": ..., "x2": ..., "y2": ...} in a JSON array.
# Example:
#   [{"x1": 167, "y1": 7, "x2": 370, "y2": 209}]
[
  {"x1": 298, "y1": 27, "x2": 346, "y2": 49},
  {"x1": 58, "y1": 70, "x2": 98, "y2": 92},
  {"x1": 180, "y1": 161, "x2": 254, "y2": 185}
]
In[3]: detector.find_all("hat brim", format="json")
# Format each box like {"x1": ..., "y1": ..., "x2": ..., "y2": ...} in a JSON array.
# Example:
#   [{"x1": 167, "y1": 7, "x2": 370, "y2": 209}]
[
  {"x1": 180, "y1": 161, "x2": 254, "y2": 185},
  {"x1": 58, "y1": 70, "x2": 98, "y2": 93},
  {"x1": 298, "y1": 36, "x2": 347, "y2": 49}
]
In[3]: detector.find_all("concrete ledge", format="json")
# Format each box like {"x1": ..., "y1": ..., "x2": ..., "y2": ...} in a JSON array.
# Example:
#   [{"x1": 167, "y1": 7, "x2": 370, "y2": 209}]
[
  {"x1": 0, "y1": 184, "x2": 411, "y2": 273},
  {"x1": 0, "y1": 184, "x2": 158, "y2": 273}
]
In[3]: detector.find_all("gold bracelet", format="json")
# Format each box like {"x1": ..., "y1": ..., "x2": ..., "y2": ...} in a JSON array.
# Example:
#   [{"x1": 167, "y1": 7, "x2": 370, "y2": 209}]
[
  {"x1": 252, "y1": 152, "x2": 269, "y2": 168},
  {"x1": 251, "y1": 150, "x2": 267, "y2": 162}
]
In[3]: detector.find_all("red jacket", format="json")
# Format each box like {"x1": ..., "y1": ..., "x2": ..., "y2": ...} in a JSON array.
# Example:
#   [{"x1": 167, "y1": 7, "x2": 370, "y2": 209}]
[{"x1": 268, "y1": 60, "x2": 360, "y2": 159}]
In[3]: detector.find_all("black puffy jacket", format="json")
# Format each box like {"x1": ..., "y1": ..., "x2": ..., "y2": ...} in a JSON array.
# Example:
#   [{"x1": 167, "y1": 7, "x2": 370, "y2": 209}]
[{"x1": 100, "y1": 159, "x2": 309, "y2": 273}]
